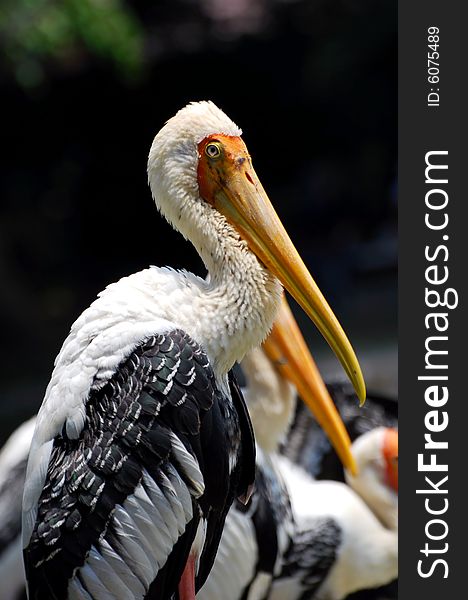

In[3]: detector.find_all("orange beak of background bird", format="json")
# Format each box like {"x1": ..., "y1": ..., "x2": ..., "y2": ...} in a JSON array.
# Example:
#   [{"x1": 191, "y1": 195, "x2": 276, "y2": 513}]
[
  {"x1": 198, "y1": 133, "x2": 366, "y2": 406},
  {"x1": 262, "y1": 294, "x2": 357, "y2": 475}
]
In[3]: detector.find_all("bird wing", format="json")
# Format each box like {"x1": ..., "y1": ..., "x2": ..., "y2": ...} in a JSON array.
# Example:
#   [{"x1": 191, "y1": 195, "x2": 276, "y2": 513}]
[
  {"x1": 273, "y1": 517, "x2": 341, "y2": 598},
  {"x1": 23, "y1": 329, "x2": 253, "y2": 600}
]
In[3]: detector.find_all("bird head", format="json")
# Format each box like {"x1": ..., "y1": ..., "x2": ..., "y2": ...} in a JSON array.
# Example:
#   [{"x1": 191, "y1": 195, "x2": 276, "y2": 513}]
[
  {"x1": 345, "y1": 427, "x2": 398, "y2": 529},
  {"x1": 148, "y1": 101, "x2": 365, "y2": 404}
]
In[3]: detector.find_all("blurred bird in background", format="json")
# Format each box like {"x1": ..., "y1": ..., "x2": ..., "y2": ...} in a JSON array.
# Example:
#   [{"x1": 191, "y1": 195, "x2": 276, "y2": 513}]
[
  {"x1": 272, "y1": 427, "x2": 398, "y2": 600},
  {"x1": 282, "y1": 385, "x2": 398, "y2": 600},
  {"x1": 284, "y1": 384, "x2": 398, "y2": 483}
]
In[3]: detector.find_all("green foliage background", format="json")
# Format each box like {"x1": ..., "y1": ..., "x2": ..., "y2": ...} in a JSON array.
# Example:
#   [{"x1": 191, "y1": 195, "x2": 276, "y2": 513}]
[{"x1": 0, "y1": 0, "x2": 144, "y2": 87}]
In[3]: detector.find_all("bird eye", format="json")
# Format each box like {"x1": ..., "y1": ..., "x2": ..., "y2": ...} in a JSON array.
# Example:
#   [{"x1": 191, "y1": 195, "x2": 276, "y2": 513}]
[{"x1": 205, "y1": 143, "x2": 222, "y2": 159}]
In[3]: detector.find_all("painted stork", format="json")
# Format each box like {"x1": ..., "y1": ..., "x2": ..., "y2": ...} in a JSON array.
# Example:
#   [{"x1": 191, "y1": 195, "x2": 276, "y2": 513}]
[
  {"x1": 21, "y1": 101, "x2": 365, "y2": 599},
  {"x1": 271, "y1": 427, "x2": 398, "y2": 600},
  {"x1": 199, "y1": 295, "x2": 357, "y2": 600}
]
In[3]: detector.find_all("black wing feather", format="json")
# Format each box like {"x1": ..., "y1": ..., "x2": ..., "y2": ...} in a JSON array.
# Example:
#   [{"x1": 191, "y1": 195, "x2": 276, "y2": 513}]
[
  {"x1": 193, "y1": 370, "x2": 256, "y2": 592},
  {"x1": 277, "y1": 518, "x2": 341, "y2": 599},
  {"x1": 24, "y1": 329, "x2": 255, "y2": 600}
]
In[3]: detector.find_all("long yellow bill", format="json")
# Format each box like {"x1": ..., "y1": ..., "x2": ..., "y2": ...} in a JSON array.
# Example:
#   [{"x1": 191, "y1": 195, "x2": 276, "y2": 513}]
[
  {"x1": 198, "y1": 134, "x2": 366, "y2": 405},
  {"x1": 263, "y1": 294, "x2": 357, "y2": 474}
]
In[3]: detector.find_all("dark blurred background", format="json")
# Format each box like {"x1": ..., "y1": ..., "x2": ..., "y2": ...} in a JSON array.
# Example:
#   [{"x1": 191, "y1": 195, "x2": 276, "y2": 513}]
[{"x1": 0, "y1": 0, "x2": 396, "y2": 442}]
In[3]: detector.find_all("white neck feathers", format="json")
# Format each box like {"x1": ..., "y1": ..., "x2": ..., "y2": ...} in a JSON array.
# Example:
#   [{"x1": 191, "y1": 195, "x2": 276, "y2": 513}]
[{"x1": 241, "y1": 347, "x2": 296, "y2": 453}]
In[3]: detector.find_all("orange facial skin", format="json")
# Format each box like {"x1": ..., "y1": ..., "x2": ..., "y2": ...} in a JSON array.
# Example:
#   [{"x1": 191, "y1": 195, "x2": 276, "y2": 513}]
[
  {"x1": 197, "y1": 134, "x2": 252, "y2": 206},
  {"x1": 383, "y1": 428, "x2": 398, "y2": 492}
]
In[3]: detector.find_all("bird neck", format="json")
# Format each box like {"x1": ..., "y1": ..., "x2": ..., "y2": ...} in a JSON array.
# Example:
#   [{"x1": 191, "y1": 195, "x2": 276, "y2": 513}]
[
  {"x1": 346, "y1": 467, "x2": 398, "y2": 531},
  {"x1": 176, "y1": 203, "x2": 283, "y2": 377},
  {"x1": 241, "y1": 347, "x2": 296, "y2": 453}
]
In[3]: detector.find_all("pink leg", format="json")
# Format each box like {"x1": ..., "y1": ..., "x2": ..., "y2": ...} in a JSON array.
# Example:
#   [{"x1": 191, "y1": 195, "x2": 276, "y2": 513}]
[{"x1": 178, "y1": 554, "x2": 196, "y2": 600}]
